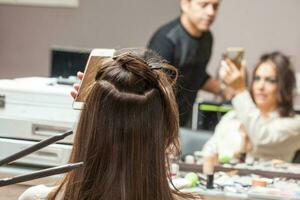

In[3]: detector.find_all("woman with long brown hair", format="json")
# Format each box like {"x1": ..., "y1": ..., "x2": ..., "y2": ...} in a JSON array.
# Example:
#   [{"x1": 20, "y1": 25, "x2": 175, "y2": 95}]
[
  {"x1": 222, "y1": 51, "x2": 300, "y2": 162},
  {"x1": 19, "y1": 49, "x2": 197, "y2": 200}
]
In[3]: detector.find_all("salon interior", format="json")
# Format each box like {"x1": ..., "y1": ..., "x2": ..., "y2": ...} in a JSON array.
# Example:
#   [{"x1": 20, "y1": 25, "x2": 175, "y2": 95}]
[{"x1": 0, "y1": 0, "x2": 300, "y2": 199}]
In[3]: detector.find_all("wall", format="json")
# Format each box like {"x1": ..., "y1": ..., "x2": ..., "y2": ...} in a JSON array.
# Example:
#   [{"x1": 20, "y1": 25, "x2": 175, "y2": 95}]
[
  {"x1": 0, "y1": 0, "x2": 299, "y2": 78},
  {"x1": 208, "y1": 0, "x2": 300, "y2": 76},
  {"x1": 0, "y1": 0, "x2": 178, "y2": 78}
]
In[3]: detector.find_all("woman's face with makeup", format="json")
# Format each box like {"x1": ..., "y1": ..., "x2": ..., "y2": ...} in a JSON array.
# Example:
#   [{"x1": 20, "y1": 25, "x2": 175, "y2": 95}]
[{"x1": 252, "y1": 61, "x2": 279, "y2": 113}]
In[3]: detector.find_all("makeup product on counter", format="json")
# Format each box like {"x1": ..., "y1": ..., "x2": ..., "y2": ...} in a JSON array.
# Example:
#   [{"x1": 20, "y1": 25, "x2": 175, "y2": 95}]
[
  {"x1": 203, "y1": 155, "x2": 216, "y2": 189},
  {"x1": 239, "y1": 152, "x2": 247, "y2": 163},
  {"x1": 193, "y1": 151, "x2": 203, "y2": 165},
  {"x1": 219, "y1": 154, "x2": 232, "y2": 164},
  {"x1": 184, "y1": 172, "x2": 199, "y2": 187},
  {"x1": 206, "y1": 174, "x2": 214, "y2": 189},
  {"x1": 185, "y1": 155, "x2": 195, "y2": 164},
  {"x1": 252, "y1": 178, "x2": 267, "y2": 187},
  {"x1": 170, "y1": 163, "x2": 179, "y2": 177}
]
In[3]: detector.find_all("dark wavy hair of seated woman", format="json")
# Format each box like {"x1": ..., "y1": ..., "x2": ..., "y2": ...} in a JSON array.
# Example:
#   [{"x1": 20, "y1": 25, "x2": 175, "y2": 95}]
[{"x1": 251, "y1": 51, "x2": 296, "y2": 117}]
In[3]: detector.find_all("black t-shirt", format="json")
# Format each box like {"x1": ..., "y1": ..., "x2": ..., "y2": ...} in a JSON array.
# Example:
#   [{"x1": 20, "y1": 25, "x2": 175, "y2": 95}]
[{"x1": 148, "y1": 18, "x2": 213, "y2": 126}]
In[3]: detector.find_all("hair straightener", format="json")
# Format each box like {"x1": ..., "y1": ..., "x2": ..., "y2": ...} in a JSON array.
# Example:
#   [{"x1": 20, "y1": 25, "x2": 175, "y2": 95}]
[{"x1": 0, "y1": 130, "x2": 83, "y2": 187}]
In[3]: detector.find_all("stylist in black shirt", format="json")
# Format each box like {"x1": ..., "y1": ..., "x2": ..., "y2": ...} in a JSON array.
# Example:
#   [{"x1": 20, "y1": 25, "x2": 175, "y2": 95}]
[{"x1": 148, "y1": 0, "x2": 224, "y2": 127}]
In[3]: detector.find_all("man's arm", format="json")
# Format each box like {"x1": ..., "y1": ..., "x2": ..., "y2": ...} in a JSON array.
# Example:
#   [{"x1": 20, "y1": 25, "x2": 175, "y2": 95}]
[
  {"x1": 202, "y1": 77, "x2": 235, "y2": 100},
  {"x1": 201, "y1": 78, "x2": 221, "y2": 95}
]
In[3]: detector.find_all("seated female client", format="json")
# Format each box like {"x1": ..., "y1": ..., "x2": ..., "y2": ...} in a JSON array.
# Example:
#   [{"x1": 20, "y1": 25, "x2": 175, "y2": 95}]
[
  {"x1": 220, "y1": 51, "x2": 300, "y2": 162},
  {"x1": 19, "y1": 49, "x2": 198, "y2": 200}
]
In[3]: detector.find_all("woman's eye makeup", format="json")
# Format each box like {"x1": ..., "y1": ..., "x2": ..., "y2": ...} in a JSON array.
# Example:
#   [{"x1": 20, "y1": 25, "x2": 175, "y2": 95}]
[
  {"x1": 254, "y1": 76, "x2": 278, "y2": 84},
  {"x1": 265, "y1": 77, "x2": 278, "y2": 83}
]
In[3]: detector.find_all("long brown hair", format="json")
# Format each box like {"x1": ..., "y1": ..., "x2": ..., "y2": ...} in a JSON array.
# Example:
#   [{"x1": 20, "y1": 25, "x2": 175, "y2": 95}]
[
  {"x1": 48, "y1": 49, "x2": 193, "y2": 200},
  {"x1": 251, "y1": 51, "x2": 296, "y2": 117}
]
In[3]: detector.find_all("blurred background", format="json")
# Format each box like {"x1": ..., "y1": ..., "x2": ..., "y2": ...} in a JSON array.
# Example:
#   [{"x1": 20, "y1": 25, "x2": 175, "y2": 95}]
[
  {"x1": 0, "y1": 0, "x2": 299, "y2": 78},
  {"x1": 0, "y1": 1, "x2": 300, "y2": 198}
]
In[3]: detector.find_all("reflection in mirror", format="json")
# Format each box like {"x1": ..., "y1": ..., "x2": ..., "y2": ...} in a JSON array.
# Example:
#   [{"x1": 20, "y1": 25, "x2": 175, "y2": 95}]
[{"x1": 183, "y1": 51, "x2": 300, "y2": 165}]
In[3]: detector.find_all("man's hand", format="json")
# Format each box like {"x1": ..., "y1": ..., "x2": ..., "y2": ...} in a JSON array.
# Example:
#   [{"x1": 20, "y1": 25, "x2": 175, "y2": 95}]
[{"x1": 70, "y1": 71, "x2": 84, "y2": 99}]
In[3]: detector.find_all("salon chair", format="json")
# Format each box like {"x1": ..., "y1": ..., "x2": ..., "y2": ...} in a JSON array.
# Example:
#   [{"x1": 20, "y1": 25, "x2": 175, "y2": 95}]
[{"x1": 179, "y1": 128, "x2": 212, "y2": 157}]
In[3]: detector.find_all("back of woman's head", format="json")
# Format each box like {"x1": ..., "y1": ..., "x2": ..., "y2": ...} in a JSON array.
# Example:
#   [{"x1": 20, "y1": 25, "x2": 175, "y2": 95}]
[
  {"x1": 50, "y1": 49, "x2": 183, "y2": 200},
  {"x1": 252, "y1": 51, "x2": 296, "y2": 117}
]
